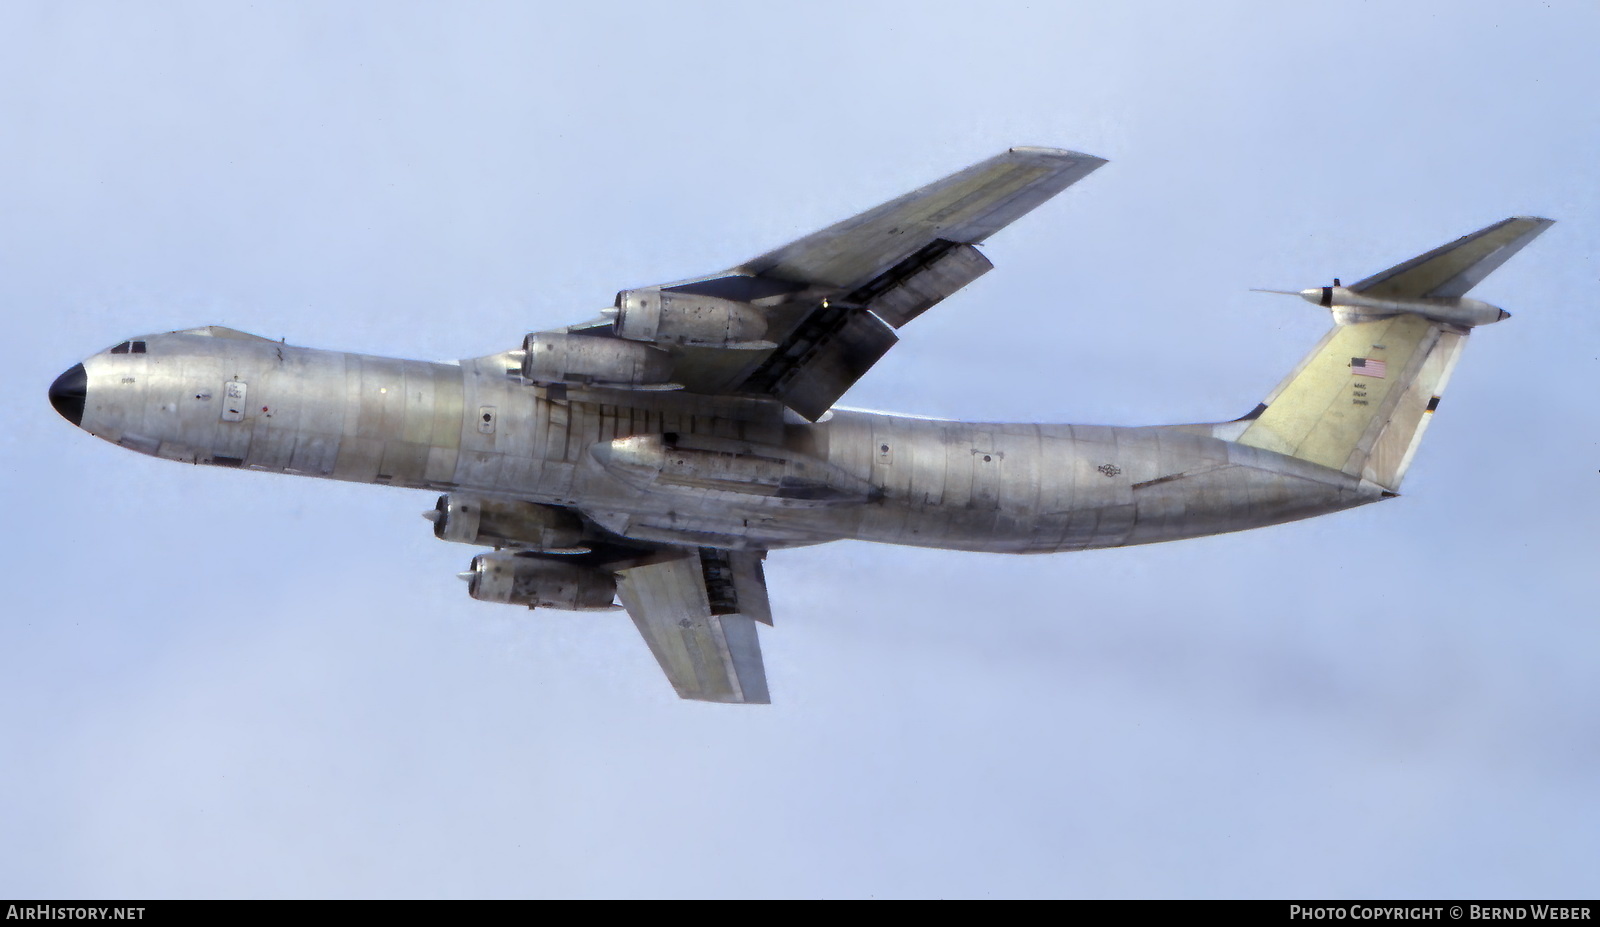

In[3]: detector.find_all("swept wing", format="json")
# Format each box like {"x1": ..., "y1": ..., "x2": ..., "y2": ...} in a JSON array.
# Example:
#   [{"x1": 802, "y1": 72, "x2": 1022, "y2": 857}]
[{"x1": 559, "y1": 147, "x2": 1105, "y2": 419}]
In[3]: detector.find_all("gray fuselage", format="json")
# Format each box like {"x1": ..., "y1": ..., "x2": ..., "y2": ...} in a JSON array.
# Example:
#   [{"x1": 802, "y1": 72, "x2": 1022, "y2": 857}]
[{"x1": 60, "y1": 328, "x2": 1383, "y2": 553}]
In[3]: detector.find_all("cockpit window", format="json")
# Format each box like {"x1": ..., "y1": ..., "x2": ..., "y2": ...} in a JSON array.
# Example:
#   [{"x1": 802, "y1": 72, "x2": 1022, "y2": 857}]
[
  {"x1": 109, "y1": 340, "x2": 147, "y2": 355},
  {"x1": 131, "y1": 341, "x2": 146, "y2": 354}
]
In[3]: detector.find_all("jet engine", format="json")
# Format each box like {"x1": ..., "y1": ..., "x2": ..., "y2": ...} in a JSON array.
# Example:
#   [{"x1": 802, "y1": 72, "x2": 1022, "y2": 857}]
[
  {"x1": 427, "y1": 494, "x2": 588, "y2": 552},
  {"x1": 459, "y1": 552, "x2": 618, "y2": 611},
  {"x1": 521, "y1": 331, "x2": 677, "y2": 389},
  {"x1": 610, "y1": 289, "x2": 771, "y2": 349}
]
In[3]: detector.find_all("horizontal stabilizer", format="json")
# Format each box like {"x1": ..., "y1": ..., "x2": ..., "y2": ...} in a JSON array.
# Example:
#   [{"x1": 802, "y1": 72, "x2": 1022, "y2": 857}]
[{"x1": 1351, "y1": 216, "x2": 1554, "y2": 300}]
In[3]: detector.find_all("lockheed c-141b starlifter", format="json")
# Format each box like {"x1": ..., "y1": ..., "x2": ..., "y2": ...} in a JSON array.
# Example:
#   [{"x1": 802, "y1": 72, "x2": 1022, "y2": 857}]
[{"x1": 47, "y1": 148, "x2": 1553, "y2": 703}]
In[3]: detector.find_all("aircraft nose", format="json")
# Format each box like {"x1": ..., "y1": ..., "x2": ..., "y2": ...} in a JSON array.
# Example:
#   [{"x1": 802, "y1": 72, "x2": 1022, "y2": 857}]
[{"x1": 49, "y1": 363, "x2": 87, "y2": 427}]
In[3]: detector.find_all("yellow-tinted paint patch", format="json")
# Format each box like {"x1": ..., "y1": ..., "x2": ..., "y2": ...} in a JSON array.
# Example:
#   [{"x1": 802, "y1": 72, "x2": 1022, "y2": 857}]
[{"x1": 1237, "y1": 315, "x2": 1432, "y2": 472}]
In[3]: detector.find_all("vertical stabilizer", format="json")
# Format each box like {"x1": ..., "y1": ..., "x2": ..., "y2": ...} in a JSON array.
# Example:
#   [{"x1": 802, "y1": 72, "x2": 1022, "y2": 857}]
[
  {"x1": 1234, "y1": 316, "x2": 1464, "y2": 490},
  {"x1": 1231, "y1": 216, "x2": 1551, "y2": 491}
]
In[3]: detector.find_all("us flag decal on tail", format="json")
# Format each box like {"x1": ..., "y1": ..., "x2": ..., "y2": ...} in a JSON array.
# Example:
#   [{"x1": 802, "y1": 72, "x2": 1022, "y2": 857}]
[{"x1": 1350, "y1": 357, "x2": 1387, "y2": 378}]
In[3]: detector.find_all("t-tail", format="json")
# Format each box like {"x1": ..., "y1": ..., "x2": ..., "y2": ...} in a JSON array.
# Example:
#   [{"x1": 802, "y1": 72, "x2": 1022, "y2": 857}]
[{"x1": 1231, "y1": 216, "x2": 1553, "y2": 492}]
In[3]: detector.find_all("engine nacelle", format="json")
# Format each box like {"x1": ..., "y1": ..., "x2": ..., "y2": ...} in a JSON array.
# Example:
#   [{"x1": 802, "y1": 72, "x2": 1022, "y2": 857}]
[
  {"x1": 460, "y1": 552, "x2": 617, "y2": 611},
  {"x1": 521, "y1": 331, "x2": 677, "y2": 389},
  {"x1": 429, "y1": 494, "x2": 587, "y2": 552},
  {"x1": 613, "y1": 289, "x2": 771, "y2": 349}
]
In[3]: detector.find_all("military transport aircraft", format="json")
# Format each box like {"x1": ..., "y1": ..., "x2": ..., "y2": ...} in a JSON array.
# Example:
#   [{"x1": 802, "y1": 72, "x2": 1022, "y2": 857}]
[{"x1": 47, "y1": 147, "x2": 1552, "y2": 703}]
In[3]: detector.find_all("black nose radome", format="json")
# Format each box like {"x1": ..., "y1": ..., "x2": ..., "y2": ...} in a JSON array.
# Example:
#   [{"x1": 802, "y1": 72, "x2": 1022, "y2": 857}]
[{"x1": 49, "y1": 364, "x2": 86, "y2": 427}]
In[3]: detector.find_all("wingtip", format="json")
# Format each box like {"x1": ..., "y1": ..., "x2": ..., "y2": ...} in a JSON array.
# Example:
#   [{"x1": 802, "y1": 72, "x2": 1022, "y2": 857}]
[{"x1": 1008, "y1": 145, "x2": 1108, "y2": 165}]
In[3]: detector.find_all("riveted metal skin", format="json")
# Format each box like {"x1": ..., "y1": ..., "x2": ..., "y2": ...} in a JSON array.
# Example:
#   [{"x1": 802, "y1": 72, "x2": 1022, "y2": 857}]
[{"x1": 54, "y1": 325, "x2": 1385, "y2": 556}]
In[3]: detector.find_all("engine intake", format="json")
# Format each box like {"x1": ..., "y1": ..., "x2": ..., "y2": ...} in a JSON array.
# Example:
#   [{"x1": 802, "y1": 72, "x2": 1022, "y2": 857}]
[
  {"x1": 521, "y1": 331, "x2": 676, "y2": 389},
  {"x1": 428, "y1": 494, "x2": 587, "y2": 552},
  {"x1": 460, "y1": 552, "x2": 617, "y2": 611},
  {"x1": 613, "y1": 289, "x2": 771, "y2": 349}
]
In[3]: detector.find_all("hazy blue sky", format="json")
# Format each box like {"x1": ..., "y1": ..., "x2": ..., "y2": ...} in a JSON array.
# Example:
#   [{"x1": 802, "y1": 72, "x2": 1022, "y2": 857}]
[{"x1": 4, "y1": 1, "x2": 1598, "y2": 898}]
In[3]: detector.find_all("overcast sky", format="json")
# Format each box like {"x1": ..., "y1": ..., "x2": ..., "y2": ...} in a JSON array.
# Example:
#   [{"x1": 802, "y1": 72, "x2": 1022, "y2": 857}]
[{"x1": 4, "y1": 0, "x2": 1597, "y2": 899}]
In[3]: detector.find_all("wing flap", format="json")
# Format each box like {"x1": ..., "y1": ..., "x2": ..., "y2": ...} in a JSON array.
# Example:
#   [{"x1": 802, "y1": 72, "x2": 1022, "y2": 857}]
[
  {"x1": 858, "y1": 240, "x2": 994, "y2": 329},
  {"x1": 616, "y1": 548, "x2": 772, "y2": 703},
  {"x1": 743, "y1": 306, "x2": 899, "y2": 422},
  {"x1": 1350, "y1": 216, "x2": 1555, "y2": 299}
]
